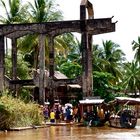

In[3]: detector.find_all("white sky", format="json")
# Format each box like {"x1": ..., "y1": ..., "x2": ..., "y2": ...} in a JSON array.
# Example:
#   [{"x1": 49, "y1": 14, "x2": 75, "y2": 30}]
[
  {"x1": 2, "y1": 0, "x2": 140, "y2": 61},
  {"x1": 56, "y1": 0, "x2": 140, "y2": 62}
]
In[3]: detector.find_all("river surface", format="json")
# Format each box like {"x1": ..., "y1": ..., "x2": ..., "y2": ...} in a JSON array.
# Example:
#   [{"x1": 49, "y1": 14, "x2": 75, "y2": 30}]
[{"x1": 1, "y1": 125, "x2": 140, "y2": 140}]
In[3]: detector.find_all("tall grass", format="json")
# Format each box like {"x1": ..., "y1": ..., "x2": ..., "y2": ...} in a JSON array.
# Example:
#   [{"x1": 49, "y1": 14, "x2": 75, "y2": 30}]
[{"x1": 0, "y1": 94, "x2": 44, "y2": 130}]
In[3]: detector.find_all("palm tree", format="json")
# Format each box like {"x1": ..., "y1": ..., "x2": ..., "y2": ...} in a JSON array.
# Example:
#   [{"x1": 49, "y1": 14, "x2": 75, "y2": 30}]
[
  {"x1": 0, "y1": 0, "x2": 29, "y2": 57},
  {"x1": 18, "y1": 0, "x2": 70, "y2": 69},
  {"x1": 92, "y1": 44, "x2": 104, "y2": 71},
  {"x1": 28, "y1": 0, "x2": 63, "y2": 23},
  {"x1": 132, "y1": 36, "x2": 140, "y2": 64},
  {"x1": 0, "y1": 0, "x2": 29, "y2": 24},
  {"x1": 122, "y1": 61, "x2": 140, "y2": 97},
  {"x1": 99, "y1": 40, "x2": 126, "y2": 83},
  {"x1": 56, "y1": 33, "x2": 82, "y2": 78},
  {"x1": 0, "y1": 0, "x2": 29, "y2": 79}
]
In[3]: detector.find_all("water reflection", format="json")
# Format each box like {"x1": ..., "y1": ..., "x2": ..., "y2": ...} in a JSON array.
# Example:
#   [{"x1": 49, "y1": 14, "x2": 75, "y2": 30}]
[{"x1": 0, "y1": 126, "x2": 140, "y2": 140}]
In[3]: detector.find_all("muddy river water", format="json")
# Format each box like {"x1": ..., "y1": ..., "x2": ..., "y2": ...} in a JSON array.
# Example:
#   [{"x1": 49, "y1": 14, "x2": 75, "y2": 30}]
[{"x1": 1, "y1": 125, "x2": 140, "y2": 140}]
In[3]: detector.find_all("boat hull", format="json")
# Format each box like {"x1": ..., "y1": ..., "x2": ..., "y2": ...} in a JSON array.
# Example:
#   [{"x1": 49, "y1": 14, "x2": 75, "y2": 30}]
[{"x1": 109, "y1": 117, "x2": 137, "y2": 128}]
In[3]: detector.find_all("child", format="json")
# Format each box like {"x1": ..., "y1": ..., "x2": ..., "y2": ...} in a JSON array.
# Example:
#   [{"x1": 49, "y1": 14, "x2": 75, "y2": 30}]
[{"x1": 50, "y1": 109, "x2": 55, "y2": 123}]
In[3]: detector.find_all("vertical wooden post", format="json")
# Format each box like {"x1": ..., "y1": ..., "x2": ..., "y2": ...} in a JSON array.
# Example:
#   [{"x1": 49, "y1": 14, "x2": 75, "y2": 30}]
[
  {"x1": 38, "y1": 34, "x2": 46, "y2": 105},
  {"x1": 80, "y1": 0, "x2": 93, "y2": 97},
  {"x1": 49, "y1": 36, "x2": 54, "y2": 78},
  {"x1": 87, "y1": 34, "x2": 93, "y2": 96},
  {"x1": 0, "y1": 36, "x2": 5, "y2": 93},
  {"x1": 12, "y1": 38, "x2": 17, "y2": 80},
  {"x1": 11, "y1": 38, "x2": 17, "y2": 96},
  {"x1": 48, "y1": 36, "x2": 55, "y2": 103}
]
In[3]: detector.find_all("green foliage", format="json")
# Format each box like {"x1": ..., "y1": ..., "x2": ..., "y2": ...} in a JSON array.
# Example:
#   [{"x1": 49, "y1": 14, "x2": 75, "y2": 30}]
[
  {"x1": 0, "y1": 94, "x2": 44, "y2": 130},
  {"x1": 121, "y1": 61, "x2": 140, "y2": 95},
  {"x1": 0, "y1": 0, "x2": 29, "y2": 24},
  {"x1": 28, "y1": 0, "x2": 63, "y2": 23},
  {"x1": 59, "y1": 61, "x2": 82, "y2": 78},
  {"x1": 18, "y1": 87, "x2": 33, "y2": 103},
  {"x1": 93, "y1": 40, "x2": 125, "y2": 83},
  {"x1": 132, "y1": 36, "x2": 140, "y2": 63},
  {"x1": 93, "y1": 71, "x2": 123, "y2": 102},
  {"x1": 57, "y1": 35, "x2": 82, "y2": 78},
  {"x1": 5, "y1": 51, "x2": 31, "y2": 79}
]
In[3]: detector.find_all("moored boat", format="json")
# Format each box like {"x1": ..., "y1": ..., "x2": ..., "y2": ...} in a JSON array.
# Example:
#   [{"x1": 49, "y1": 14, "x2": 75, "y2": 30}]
[
  {"x1": 108, "y1": 97, "x2": 140, "y2": 128},
  {"x1": 79, "y1": 98, "x2": 109, "y2": 127}
]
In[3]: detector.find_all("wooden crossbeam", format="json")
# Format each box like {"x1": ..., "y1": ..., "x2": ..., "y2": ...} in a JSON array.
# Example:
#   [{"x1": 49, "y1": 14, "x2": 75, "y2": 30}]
[
  {"x1": 9, "y1": 79, "x2": 34, "y2": 86},
  {"x1": 0, "y1": 18, "x2": 115, "y2": 38}
]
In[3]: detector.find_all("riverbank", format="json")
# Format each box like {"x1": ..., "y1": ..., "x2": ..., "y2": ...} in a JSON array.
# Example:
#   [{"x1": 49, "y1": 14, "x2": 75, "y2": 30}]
[
  {"x1": 1, "y1": 118, "x2": 140, "y2": 132},
  {"x1": 9, "y1": 125, "x2": 47, "y2": 131}
]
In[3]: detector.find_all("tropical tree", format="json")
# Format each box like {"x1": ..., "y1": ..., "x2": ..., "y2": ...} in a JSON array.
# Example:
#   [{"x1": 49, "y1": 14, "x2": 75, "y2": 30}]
[
  {"x1": 0, "y1": 0, "x2": 29, "y2": 57},
  {"x1": 5, "y1": 50, "x2": 31, "y2": 79},
  {"x1": 28, "y1": 0, "x2": 63, "y2": 23},
  {"x1": 92, "y1": 44, "x2": 104, "y2": 71},
  {"x1": 57, "y1": 34, "x2": 82, "y2": 78},
  {"x1": 122, "y1": 61, "x2": 140, "y2": 97},
  {"x1": 132, "y1": 36, "x2": 140, "y2": 64},
  {"x1": 18, "y1": 0, "x2": 70, "y2": 69},
  {"x1": 97, "y1": 40, "x2": 126, "y2": 83},
  {"x1": 0, "y1": 0, "x2": 29, "y2": 24},
  {"x1": 93, "y1": 71, "x2": 119, "y2": 102}
]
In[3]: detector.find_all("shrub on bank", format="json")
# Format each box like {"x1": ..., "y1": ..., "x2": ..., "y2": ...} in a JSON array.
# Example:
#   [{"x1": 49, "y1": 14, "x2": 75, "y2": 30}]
[{"x1": 0, "y1": 95, "x2": 44, "y2": 130}]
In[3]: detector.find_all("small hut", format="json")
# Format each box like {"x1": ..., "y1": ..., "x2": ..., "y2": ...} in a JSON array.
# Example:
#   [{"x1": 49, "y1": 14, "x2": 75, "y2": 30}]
[{"x1": 33, "y1": 69, "x2": 81, "y2": 104}]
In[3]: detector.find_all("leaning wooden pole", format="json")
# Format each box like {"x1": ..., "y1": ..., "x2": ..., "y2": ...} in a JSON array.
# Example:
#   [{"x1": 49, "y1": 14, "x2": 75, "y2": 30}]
[
  {"x1": 38, "y1": 34, "x2": 46, "y2": 105},
  {"x1": 0, "y1": 36, "x2": 5, "y2": 93}
]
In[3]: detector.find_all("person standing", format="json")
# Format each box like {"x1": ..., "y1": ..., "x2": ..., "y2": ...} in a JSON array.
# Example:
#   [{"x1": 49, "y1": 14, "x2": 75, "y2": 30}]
[
  {"x1": 55, "y1": 107, "x2": 61, "y2": 123},
  {"x1": 50, "y1": 109, "x2": 55, "y2": 123}
]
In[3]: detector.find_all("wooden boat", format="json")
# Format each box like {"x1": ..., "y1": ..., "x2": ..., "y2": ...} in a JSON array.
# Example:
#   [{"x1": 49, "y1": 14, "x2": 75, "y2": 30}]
[
  {"x1": 79, "y1": 98, "x2": 109, "y2": 127},
  {"x1": 109, "y1": 97, "x2": 140, "y2": 129}
]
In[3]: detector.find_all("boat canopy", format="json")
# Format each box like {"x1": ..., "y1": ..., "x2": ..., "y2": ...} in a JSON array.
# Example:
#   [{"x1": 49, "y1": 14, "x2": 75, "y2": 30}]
[
  {"x1": 114, "y1": 97, "x2": 140, "y2": 105},
  {"x1": 79, "y1": 99, "x2": 104, "y2": 105}
]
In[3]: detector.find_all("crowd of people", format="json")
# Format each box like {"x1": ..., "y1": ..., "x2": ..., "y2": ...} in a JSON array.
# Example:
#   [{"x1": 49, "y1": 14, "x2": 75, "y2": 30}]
[{"x1": 42, "y1": 103, "x2": 81, "y2": 124}]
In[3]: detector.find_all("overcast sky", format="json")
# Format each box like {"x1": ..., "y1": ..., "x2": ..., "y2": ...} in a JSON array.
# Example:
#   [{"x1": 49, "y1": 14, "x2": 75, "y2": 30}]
[{"x1": 56, "y1": 0, "x2": 140, "y2": 61}]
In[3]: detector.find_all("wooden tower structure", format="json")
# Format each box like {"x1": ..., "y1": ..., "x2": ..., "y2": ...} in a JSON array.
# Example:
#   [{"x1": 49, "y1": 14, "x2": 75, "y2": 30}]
[{"x1": 0, "y1": 0, "x2": 116, "y2": 105}]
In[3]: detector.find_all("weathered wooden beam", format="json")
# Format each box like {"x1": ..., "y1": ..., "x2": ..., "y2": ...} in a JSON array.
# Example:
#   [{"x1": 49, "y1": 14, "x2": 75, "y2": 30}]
[
  {"x1": 80, "y1": 0, "x2": 94, "y2": 18},
  {"x1": 11, "y1": 38, "x2": 18, "y2": 96},
  {"x1": 9, "y1": 79, "x2": 34, "y2": 86},
  {"x1": 11, "y1": 38, "x2": 17, "y2": 80},
  {"x1": 0, "y1": 18, "x2": 115, "y2": 38},
  {"x1": 86, "y1": 34, "x2": 93, "y2": 96},
  {"x1": 38, "y1": 34, "x2": 46, "y2": 105},
  {"x1": 90, "y1": 23, "x2": 115, "y2": 35},
  {"x1": 48, "y1": 36, "x2": 55, "y2": 103},
  {"x1": 0, "y1": 36, "x2": 5, "y2": 92},
  {"x1": 49, "y1": 36, "x2": 54, "y2": 78},
  {"x1": 80, "y1": 0, "x2": 93, "y2": 97}
]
